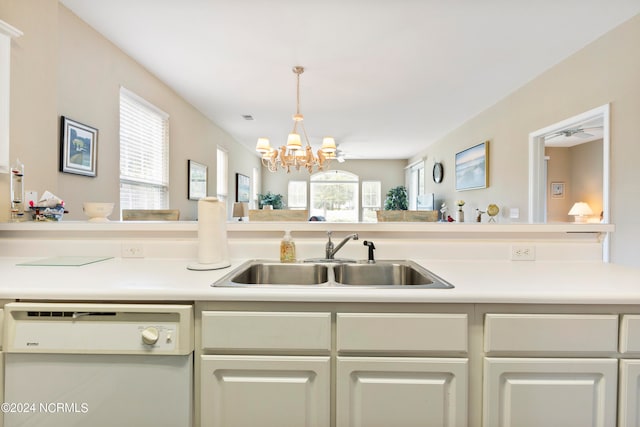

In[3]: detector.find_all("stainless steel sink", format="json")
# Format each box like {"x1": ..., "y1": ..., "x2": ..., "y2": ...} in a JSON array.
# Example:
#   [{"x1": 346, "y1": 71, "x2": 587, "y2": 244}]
[
  {"x1": 221, "y1": 262, "x2": 329, "y2": 286},
  {"x1": 332, "y1": 261, "x2": 453, "y2": 288},
  {"x1": 213, "y1": 259, "x2": 453, "y2": 289}
]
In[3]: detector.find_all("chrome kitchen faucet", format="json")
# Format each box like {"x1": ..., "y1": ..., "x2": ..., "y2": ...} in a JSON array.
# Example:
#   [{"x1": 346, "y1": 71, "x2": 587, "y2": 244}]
[{"x1": 325, "y1": 231, "x2": 359, "y2": 259}]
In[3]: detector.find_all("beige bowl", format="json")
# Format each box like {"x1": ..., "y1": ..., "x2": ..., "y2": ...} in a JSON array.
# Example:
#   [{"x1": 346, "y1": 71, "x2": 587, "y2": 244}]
[{"x1": 83, "y1": 202, "x2": 114, "y2": 222}]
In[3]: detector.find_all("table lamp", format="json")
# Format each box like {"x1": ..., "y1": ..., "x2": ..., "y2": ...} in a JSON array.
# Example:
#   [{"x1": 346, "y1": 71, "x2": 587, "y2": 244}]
[
  {"x1": 568, "y1": 202, "x2": 593, "y2": 223},
  {"x1": 232, "y1": 202, "x2": 248, "y2": 221}
]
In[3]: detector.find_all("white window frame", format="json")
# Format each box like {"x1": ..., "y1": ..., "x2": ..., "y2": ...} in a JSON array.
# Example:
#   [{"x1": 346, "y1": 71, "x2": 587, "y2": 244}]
[
  {"x1": 407, "y1": 160, "x2": 425, "y2": 210},
  {"x1": 216, "y1": 147, "x2": 228, "y2": 202},
  {"x1": 251, "y1": 167, "x2": 259, "y2": 209},
  {"x1": 310, "y1": 170, "x2": 359, "y2": 222},
  {"x1": 361, "y1": 180, "x2": 381, "y2": 223},
  {"x1": 119, "y1": 87, "x2": 170, "y2": 212},
  {"x1": 288, "y1": 180, "x2": 308, "y2": 210}
]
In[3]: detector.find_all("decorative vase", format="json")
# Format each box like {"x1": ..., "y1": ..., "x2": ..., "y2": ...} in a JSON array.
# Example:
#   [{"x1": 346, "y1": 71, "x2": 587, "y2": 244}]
[{"x1": 456, "y1": 208, "x2": 464, "y2": 223}]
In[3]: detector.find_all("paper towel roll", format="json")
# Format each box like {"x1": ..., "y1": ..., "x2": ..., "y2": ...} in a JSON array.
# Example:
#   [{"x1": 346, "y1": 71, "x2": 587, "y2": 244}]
[{"x1": 187, "y1": 197, "x2": 231, "y2": 271}]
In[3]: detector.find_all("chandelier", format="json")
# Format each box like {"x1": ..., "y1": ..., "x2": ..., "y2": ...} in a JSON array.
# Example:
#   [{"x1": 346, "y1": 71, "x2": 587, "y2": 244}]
[{"x1": 256, "y1": 66, "x2": 337, "y2": 173}]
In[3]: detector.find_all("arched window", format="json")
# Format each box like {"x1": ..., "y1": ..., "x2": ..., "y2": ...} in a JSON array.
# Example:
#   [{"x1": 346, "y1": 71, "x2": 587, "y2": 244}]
[{"x1": 310, "y1": 170, "x2": 359, "y2": 222}]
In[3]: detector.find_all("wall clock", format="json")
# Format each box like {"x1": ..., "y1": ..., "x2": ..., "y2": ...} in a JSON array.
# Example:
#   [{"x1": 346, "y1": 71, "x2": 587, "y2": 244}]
[{"x1": 433, "y1": 162, "x2": 443, "y2": 183}]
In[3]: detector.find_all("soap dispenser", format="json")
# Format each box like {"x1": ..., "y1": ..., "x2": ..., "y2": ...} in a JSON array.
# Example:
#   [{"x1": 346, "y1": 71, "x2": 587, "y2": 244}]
[{"x1": 280, "y1": 230, "x2": 296, "y2": 263}]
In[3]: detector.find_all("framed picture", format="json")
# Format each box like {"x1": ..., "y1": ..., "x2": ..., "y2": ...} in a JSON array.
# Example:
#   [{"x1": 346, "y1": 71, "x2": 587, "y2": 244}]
[
  {"x1": 188, "y1": 160, "x2": 207, "y2": 200},
  {"x1": 59, "y1": 116, "x2": 98, "y2": 177},
  {"x1": 550, "y1": 182, "x2": 565, "y2": 199},
  {"x1": 236, "y1": 173, "x2": 250, "y2": 203},
  {"x1": 455, "y1": 140, "x2": 489, "y2": 191}
]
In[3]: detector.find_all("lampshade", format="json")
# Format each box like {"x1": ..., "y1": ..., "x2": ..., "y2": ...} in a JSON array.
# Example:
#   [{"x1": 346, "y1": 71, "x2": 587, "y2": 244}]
[
  {"x1": 232, "y1": 202, "x2": 248, "y2": 220},
  {"x1": 256, "y1": 138, "x2": 271, "y2": 153},
  {"x1": 568, "y1": 202, "x2": 593, "y2": 222},
  {"x1": 286, "y1": 133, "x2": 302, "y2": 150},
  {"x1": 321, "y1": 137, "x2": 337, "y2": 153}
]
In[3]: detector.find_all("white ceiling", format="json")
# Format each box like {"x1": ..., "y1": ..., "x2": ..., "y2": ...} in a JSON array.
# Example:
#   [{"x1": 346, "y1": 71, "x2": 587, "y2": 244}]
[{"x1": 59, "y1": 0, "x2": 640, "y2": 160}]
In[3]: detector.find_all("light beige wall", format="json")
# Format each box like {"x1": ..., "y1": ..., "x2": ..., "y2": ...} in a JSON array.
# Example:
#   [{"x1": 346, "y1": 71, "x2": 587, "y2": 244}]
[
  {"x1": 570, "y1": 139, "x2": 603, "y2": 218},
  {"x1": 545, "y1": 141, "x2": 603, "y2": 222},
  {"x1": 409, "y1": 14, "x2": 640, "y2": 267},
  {"x1": 546, "y1": 147, "x2": 573, "y2": 222},
  {"x1": 261, "y1": 159, "x2": 406, "y2": 212},
  {"x1": 0, "y1": 0, "x2": 58, "y2": 222},
  {"x1": 1, "y1": 1, "x2": 259, "y2": 221}
]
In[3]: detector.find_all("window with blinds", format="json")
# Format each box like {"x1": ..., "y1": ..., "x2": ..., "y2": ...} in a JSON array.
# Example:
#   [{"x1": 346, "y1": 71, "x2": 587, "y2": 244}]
[
  {"x1": 216, "y1": 147, "x2": 228, "y2": 202},
  {"x1": 288, "y1": 181, "x2": 307, "y2": 209},
  {"x1": 119, "y1": 88, "x2": 169, "y2": 211}
]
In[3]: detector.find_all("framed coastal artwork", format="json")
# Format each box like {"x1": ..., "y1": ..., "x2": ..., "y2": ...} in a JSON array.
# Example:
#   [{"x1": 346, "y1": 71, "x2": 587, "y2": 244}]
[
  {"x1": 59, "y1": 116, "x2": 98, "y2": 177},
  {"x1": 188, "y1": 160, "x2": 208, "y2": 200},
  {"x1": 236, "y1": 173, "x2": 250, "y2": 203},
  {"x1": 455, "y1": 140, "x2": 489, "y2": 191}
]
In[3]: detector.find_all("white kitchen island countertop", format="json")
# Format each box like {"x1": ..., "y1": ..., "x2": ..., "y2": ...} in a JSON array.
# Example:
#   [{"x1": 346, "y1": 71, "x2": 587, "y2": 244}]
[{"x1": 1, "y1": 256, "x2": 640, "y2": 304}]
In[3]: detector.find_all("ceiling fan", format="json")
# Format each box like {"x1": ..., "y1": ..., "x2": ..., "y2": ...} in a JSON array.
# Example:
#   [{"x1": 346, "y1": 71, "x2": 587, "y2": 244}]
[
  {"x1": 327, "y1": 146, "x2": 348, "y2": 163},
  {"x1": 546, "y1": 126, "x2": 603, "y2": 140}
]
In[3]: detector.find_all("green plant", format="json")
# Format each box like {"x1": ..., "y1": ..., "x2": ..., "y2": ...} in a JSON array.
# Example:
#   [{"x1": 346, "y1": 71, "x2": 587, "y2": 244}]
[
  {"x1": 258, "y1": 192, "x2": 285, "y2": 209},
  {"x1": 384, "y1": 186, "x2": 408, "y2": 210}
]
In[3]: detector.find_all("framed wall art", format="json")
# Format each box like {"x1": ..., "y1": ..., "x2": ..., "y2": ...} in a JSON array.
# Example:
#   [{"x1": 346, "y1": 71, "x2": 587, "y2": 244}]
[
  {"x1": 59, "y1": 116, "x2": 98, "y2": 177},
  {"x1": 455, "y1": 140, "x2": 489, "y2": 191},
  {"x1": 550, "y1": 182, "x2": 565, "y2": 199},
  {"x1": 236, "y1": 173, "x2": 250, "y2": 203},
  {"x1": 188, "y1": 160, "x2": 208, "y2": 200}
]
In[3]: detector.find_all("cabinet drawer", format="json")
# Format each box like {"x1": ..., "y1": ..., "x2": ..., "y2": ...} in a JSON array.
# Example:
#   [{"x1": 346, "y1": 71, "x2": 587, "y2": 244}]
[
  {"x1": 201, "y1": 311, "x2": 331, "y2": 352},
  {"x1": 337, "y1": 313, "x2": 467, "y2": 354},
  {"x1": 484, "y1": 314, "x2": 618, "y2": 355},
  {"x1": 620, "y1": 315, "x2": 640, "y2": 354}
]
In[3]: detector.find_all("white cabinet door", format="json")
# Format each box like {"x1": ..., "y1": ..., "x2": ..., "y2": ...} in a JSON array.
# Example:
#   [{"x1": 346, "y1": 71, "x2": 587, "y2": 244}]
[
  {"x1": 620, "y1": 359, "x2": 640, "y2": 427},
  {"x1": 484, "y1": 358, "x2": 618, "y2": 427},
  {"x1": 201, "y1": 355, "x2": 330, "y2": 427},
  {"x1": 336, "y1": 357, "x2": 468, "y2": 427}
]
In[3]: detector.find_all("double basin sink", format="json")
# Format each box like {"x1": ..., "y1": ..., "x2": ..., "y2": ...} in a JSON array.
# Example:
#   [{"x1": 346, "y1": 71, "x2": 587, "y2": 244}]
[{"x1": 213, "y1": 260, "x2": 453, "y2": 289}]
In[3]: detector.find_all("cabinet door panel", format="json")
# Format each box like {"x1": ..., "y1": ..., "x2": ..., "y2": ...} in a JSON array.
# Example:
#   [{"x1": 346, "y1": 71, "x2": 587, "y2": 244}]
[
  {"x1": 337, "y1": 357, "x2": 468, "y2": 427},
  {"x1": 201, "y1": 355, "x2": 330, "y2": 427},
  {"x1": 483, "y1": 358, "x2": 617, "y2": 427},
  {"x1": 620, "y1": 359, "x2": 640, "y2": 427}
]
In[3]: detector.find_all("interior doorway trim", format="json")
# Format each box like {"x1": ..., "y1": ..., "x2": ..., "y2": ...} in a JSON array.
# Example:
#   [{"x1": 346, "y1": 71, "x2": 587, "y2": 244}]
[{"x1": 528, "y1": 103, "x2": 610, "y2": 260}]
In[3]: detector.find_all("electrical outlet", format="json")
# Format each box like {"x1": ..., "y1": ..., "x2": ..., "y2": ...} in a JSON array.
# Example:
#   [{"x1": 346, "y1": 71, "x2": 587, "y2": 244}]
[
  {"x1": 122, "y1": 243, "x2": 145, "y2": 258},
  {"x1": 511, "y1": 245, "x2": 535, "y2": 261}
]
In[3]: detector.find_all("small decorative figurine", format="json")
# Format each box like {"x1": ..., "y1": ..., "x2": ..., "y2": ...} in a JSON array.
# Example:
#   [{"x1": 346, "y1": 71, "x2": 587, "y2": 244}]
[
  {"x1": 440, "y1": 203, "x2": 448, "y2": 222},
  {"x1": 456, "y1": 200, "x2": 465, "y2": 223},
  {"x1": 487, "y1": 204, "x2": 500, "y2": 223},
  {"x1": 476, "y1": 208, "x2": 485, "y2": 222}
]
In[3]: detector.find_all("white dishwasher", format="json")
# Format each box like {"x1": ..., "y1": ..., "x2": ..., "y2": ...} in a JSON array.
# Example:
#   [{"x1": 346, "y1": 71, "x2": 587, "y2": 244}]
[{"x1": 2, "y1": 302, "x2": 193, "y2": 427}]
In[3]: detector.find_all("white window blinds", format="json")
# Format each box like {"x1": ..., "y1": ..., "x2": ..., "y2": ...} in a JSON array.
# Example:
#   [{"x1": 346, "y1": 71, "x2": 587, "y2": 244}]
[
  {"x1": 119, "y1": 88, "x2": 169, "y2": 210},
  {"x1": 216, "y1": 147, "x2": 228, "y2": 201},
  {"x1": 288, "y1": 181, "x2": 307, "y2": 209}
]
